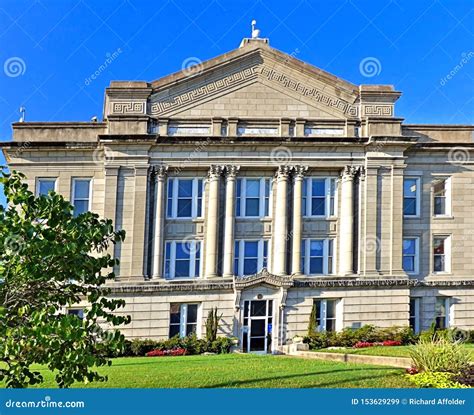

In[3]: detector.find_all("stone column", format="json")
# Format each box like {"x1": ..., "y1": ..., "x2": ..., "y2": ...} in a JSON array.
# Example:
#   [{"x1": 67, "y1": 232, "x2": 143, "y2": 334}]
[
  {"x1": 205, "y1": 165, "x2": 223, "y2": 278},
  {"x1": 222, "y1": 165, "x2": 240, "y2": 278},
  {"x1": 339, "y1": 165, "x2": 357, "y2": 276},
  {"x1": 291, "y1": 165, "x2": 308, "y2": 275},
  {"x1": 273, "y1": 165, "x2": 291, "y2": 276},
  {"x1": 152, "y1": 165, "x2": 168, "y2": 278}
]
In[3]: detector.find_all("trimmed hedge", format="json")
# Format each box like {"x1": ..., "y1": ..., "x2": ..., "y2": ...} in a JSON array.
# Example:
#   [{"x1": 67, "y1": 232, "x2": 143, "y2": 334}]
[
  {"x1": 110, "y1": 334, "x2": 234, "y2": 357},
  {"x1": 303, "y1": 325, "x2": 417, "y2": 349}
]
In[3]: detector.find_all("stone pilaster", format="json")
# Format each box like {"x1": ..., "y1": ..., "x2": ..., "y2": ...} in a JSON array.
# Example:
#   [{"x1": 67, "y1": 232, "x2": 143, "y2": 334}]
[
  {"x1": 339, "y1": 165, "x2": 358, "y2": 276},
  {"x1": 204, "y1": 165, "x2": 223, "y2": 278},
  {"x1": 362, "y1": 165, "x2": 379, "y2": 275},
  {"x1": 104, "y1": 166, "x2": 119, "y2": 277},
  {"x1": 273, "y1": 165, "x2": 291, "y2": 276},
  {"x1": 291, "y1": 165, "x2": 308, "y2": 275},
  {"x1": 152, "y1": 165, "x2": 168, "y2": 279},
  {"x1": 222, "y1": 165, "x2": 240, "y2": 278}
]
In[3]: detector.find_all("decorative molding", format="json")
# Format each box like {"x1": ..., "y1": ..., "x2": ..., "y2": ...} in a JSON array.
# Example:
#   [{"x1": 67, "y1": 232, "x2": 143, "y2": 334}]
[
  {"x1": 234, "y1": 268, "x2": 294, "y2": 289},
  {"x1": 149, "y1": 64, "x2": 359, "y2": 117},
  {"x1": 208, "y1": 164, "x2": 224, "y2": 179},
  {"x1": 258, "y1": 66, "x2": 358, "y2": 117},
  {"x1": 362, "y1": 105, "x2": 393, "y2": 117},
  {"x1": 275, "y1": 165, "x2": 292, "y2": 179},
  {"x1": 342, "y1": 165, "x2": 363, "y2": 179},
  {"x1": 112, "y1": 101, "x2": 146, "y2": 114},
  {"x1": 293, "y1": 165, "x2": 309, "y2": 179},
  {"x1": 153, "y1": 165, "x2": 168, "y2": 181},
  {"x1": 225, "y1": 165, "x2": 240, "y2": 179}
]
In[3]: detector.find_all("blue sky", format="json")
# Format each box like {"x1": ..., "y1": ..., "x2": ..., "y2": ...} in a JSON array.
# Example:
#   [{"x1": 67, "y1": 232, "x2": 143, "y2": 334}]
[{"x1": 1, "y1": 0, "x2": 473, "y2": 206}]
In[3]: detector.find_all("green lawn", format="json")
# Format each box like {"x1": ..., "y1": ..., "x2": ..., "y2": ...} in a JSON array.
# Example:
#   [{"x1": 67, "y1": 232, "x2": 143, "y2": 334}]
[
  {"x1": 316, "y1": 344, "x2": 474, "y2": 358},
  {"x1": 0, "y1": 354, "x2": 413, "y2": 388}
]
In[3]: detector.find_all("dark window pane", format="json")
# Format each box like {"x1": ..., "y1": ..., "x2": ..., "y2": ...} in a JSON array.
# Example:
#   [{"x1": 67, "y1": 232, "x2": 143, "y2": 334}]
[
  {"x1": 186, "y1": 324, "x2": 197, "y2": 335},
  {"x1": 434, "y1": 256, "x2": 445, "y2": 272},
  {"x1": 312, "y1": 179, "x2": 325, "y2": 196},
  {"x1": 310, "y1": 258, "x2": 323, "y2": 274},
  {"x1": 243, "y1": 258, "x2": 258, "y2": 275},
  {"x1": 249, "y1": 337, "x2": 265, "y2": 351},
  {"x1": 244, "y1": 241, "x2": 259, "y2": 257},
  {"x1": 74, "y1": 200, "x2": 89, "y2": 216},
  {"x1": 175, "y1": 260, "x2": 190, "y2": 277},
  {"x1": 169, "y1": 325, "x2": 180, "y2": 338},
  {"x1": 245, "y1": 198, "x2": 260, "y2": 216},
  {"x1": 187, "y1": 304, "x2": 198, "y2": 323},
  {"x1": 177, "y1": 199, "x2": 192, "y2": 217},
  {"x1": 170, "y1": 304, "x2": 181, "y2": 324},
  {"x1": 435, "y1": 316, "x2": 446, "y2": 330},
  {"x1": 310, "y1": 240, "x2": 324, "y2": 256},
  {"x1": 250, "y1": 319, "x2": 265, "y2": 336},
  {"x1": 39, "y1": 180, "x2": 55, "y2": 195},
  {"x1": 403, "y1": 239, "x2": 416, "y2": 255},
  {"x1": 74, "y1": 180, "x2": 90, "y2": 199},
  {"x1": 246, "y1": 180, "x2": 260, "y2": 197},
  {"x1": 326, "y1": 300, "x2": 336, "y2": 318},
  {"x1": 311, "y1": 198, "x2": 325, "y2": 215},
  {"x1": 178, "y1": 180, "x2": 193, "y2": 197},
  {"x1": 434, "y1": 239, "x2": 445, "y2": 254},
  {"x1": 326, "y1": 319, "x2": 336, "y2": 332},
  {"x1": 404, "y1": 179, "x2": 417, "y2": 197},
  {"x1": 434, "y1": 197, "x2": 445, "y2": 215},
  {"x1": 403, "y1": 199, "x2": 416, "y2": 215},
  {"x1": 250, "y1": 301, "x2": 266, "y2": 317},
  {"x1": 176, "y1": 243, "x2": 191, "y2": 259},
  {"x1": 403, "y1": 257, "x2": 415, "y2": 272}
]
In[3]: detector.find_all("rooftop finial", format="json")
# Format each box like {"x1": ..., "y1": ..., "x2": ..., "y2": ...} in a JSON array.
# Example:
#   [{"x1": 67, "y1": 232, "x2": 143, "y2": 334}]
[
  {"x1": 251, "y1": 19, "x2": 260, "y2": 39},
  {"x1": 19, "y1": 106, "x2": 26, "y2": 123}
]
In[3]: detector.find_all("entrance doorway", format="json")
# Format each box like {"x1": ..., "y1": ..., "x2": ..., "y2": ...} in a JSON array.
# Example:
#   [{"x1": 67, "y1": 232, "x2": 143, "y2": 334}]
[{"x1": 242, "y1": 299, "x2": 273, "y2": 353}]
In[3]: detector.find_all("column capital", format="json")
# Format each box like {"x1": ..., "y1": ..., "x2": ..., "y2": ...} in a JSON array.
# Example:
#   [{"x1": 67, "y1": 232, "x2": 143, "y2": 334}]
[
  {"x1": 153, "y1": 165, "x2": 168, "y2": 181},
  {"x1": 292, "y1": 165, "x2": 308, "y2": 180},
  {"x1": 275, "y1": 165, "x2": 292, "y2": 180},
  {"x1": 208, "y1": 164, "x2": 224, "y2": 180},
  {"x1": 225, "y1": 165, "x2": 240, "y2": 179},
  {"x1": 342, "y1": 165, "x2": 364, "y2": 179}
]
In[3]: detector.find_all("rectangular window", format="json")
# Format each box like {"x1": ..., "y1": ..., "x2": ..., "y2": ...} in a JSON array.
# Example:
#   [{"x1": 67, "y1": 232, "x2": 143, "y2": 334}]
[
  {"x1": 169, "y1": 303, "x2": 199, "y2": 338},
  {"x1": 403, "y1": 177, "x2": 420, "y2": 217},
  {"x1": 433, "y1": 177, "x2": 451, "y2": 216},
  {"x1": 433, "y1": 236, "x2": 451, "y2": 273},
  {"x1": 236, "y1": 178, "x2": 271, "y2": 218},
  {"x1": 435, "y1": 297, "x2": 450, "y2": 329},
  {"x1": 67, "y1": 309, "x2": 84, "y2": 320},
  {"x1": 302, "y1": 177, "x2": 337, "y2": 217},
  {"x1": 301, "y1": 239, "x2": 334, "y2": 275},
  {"x1": 72, "y1": 179, "x2": 91, "y2": 217},
  {"x1": 37, "y1": 178, "x2": 56, "y2": 196},
  {"x1": 409, "y1": 298, "x2": 420, "y2": 333},
  {"x1": 403, "y1": 238, "x2": 419, "y2": 274},
  {"x1": 313, "y1": 299, "x2": 340, "y2": 332},
  {"x1": 164, "y1": 241, "x2": 201, "y2": 279},
  {"x1": 234, "y1": 240, "x2": 268, "y2": 276},
  {"x1": 167, "y1": 178, "x2": 203, "y2": 219}
]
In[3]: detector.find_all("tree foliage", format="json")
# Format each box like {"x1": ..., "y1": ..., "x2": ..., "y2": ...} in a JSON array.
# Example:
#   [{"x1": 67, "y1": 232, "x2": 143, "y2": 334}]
[
  {"x1": 205, "y1": 307, "x2": 222, "y2": 342},
  {"x1": 0, "y1": 169, "x2": 130, "y2": 388}
]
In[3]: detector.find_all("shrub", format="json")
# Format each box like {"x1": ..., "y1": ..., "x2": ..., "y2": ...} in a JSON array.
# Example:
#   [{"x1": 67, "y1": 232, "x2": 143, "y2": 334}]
[
  {"x1": 409, "y1": 337, "x2": 471, "y2": 373},
  {"x1": 205, "y1": 307, "x2": 222, "y2": 343},
  {"x1": 453, "y1": 365, "x2": 474, "y2": 387},
  {"x1": 209, "y1": 337, "x2": 233, "y2": 354},
  {"x1": 406, "y1": 371, "x2": 469, "y2": 388},
  {"x1": 130, "y1": 339, "x2": 160, "y2": 356}
]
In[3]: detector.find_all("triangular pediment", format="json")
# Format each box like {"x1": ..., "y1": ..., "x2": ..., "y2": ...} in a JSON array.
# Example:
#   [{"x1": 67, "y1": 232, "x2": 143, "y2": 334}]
[
  {"x1": 233, "y1": 268, "x2": 294, "y2": 289},
  {"x1": 148, "y1": 42, "x2": 360, "y2": 119}
]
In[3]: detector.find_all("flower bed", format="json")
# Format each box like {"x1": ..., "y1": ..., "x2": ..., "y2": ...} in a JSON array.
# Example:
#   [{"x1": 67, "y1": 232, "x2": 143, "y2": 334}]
[
  {"x1": 146, "y1": 348, "x2": 186, "y2": 357},
  {"x1": 354, "y1": 340, "x2": 402, "y2": 348}
]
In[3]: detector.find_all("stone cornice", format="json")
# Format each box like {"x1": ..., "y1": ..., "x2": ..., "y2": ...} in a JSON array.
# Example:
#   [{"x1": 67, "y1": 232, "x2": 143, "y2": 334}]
[{"x1": 234, "y1": 268, "x2": 294, "y2": 289}]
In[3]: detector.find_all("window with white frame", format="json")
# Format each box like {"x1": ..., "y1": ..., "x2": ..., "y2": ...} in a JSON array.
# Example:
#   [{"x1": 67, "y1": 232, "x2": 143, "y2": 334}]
[
  {"x1": 302, "y1": 178, "x2": 337, "y2": 217},
  {"x1": 164, "y1": 241, "x2": 201, "y2": 279},
  {"x1": 72, "y1": 179, "x2": 91, "y2": 217},
  {"x1": 435, "y1": 297, "x2": 451, "y2": 329},
  {"x1": 236, "y1": 178, "x2": 271, "y2": 218},
  {"x1": 433, "y1": 235, "x2": 451, "y2": 273},
  {"x1": 234, "y1": 240, "x2": 268, "y2": 276},
  {"x1": 409, "y1": 298, "x2": 420, "y2": 333},
  {"x1": 312, "y1": 299, "x2": 341, "y2": 332},
  {"x1": 433, "y1": 177, "x2": 451, "y2": 217},
  {"x1": 37, "y1": 178, "x2": 56, "y2": 196},
  {"x1": 169, "y1": 303, "x2": 199, "y2": 338},
  {"x1": 403, "y1": 238, "x2": 419, "y2": 274},
  {"x1": 301, "y1": 239, "x2": 334, "y2": 275},
  {"x1": 167, "y1": 178, "x2": 203, "y2": 219},
  {"x1": 67, "y1": 308, "x2": 84, "y2": 320},
  {"x1": 403, "y1": 177, "x2": 420, "y2": 217}
]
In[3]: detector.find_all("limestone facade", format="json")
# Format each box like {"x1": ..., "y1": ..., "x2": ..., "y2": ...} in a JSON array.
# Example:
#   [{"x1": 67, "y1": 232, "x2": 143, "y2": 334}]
[{"x1": 2, "y1": 38, "x2": 474, "y2": 352}]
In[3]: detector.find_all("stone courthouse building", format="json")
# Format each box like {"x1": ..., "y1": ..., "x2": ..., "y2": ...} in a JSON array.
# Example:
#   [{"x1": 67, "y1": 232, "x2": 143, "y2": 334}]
[{"x1": 3, "y1": 33, "x2": 474, "y2": 353}]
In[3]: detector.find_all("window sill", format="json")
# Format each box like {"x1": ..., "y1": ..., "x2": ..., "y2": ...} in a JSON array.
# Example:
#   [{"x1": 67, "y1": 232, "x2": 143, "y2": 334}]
[
  {"x1": 433, "y1": 215, "x2": 454, "y2": 220},
  {"x1": 404, "y1": 215, "x2": 421, "y2": 219}
]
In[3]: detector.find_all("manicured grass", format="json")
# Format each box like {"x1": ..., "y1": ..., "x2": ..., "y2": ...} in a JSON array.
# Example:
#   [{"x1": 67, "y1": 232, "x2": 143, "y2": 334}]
[
  {"x1": 317, "y1": 344, "x2": 474, "y2": 358},
  {"x1": 0, "y1": 354, "x2": 413, "y2": 389}
]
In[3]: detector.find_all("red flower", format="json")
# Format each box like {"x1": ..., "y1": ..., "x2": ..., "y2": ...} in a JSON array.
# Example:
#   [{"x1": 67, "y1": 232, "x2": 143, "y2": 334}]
[{"x1": 146, "y1": 348, "x2": 187, "y2": 357}]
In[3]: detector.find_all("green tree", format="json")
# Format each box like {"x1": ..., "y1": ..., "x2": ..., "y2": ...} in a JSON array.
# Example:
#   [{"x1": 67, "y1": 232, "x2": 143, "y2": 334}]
[
  {"x1": 205, "y1": 307, "x2": 222, "y2": 342},
  {"x1": 0, "y1": 169, "x2": 130, "y2": 388}
]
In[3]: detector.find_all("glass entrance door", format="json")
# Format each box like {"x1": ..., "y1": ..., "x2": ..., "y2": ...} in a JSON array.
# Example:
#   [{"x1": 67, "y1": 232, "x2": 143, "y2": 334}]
[{"x1": 242, "y1": 299, "x2": 273, "y2": 353}]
